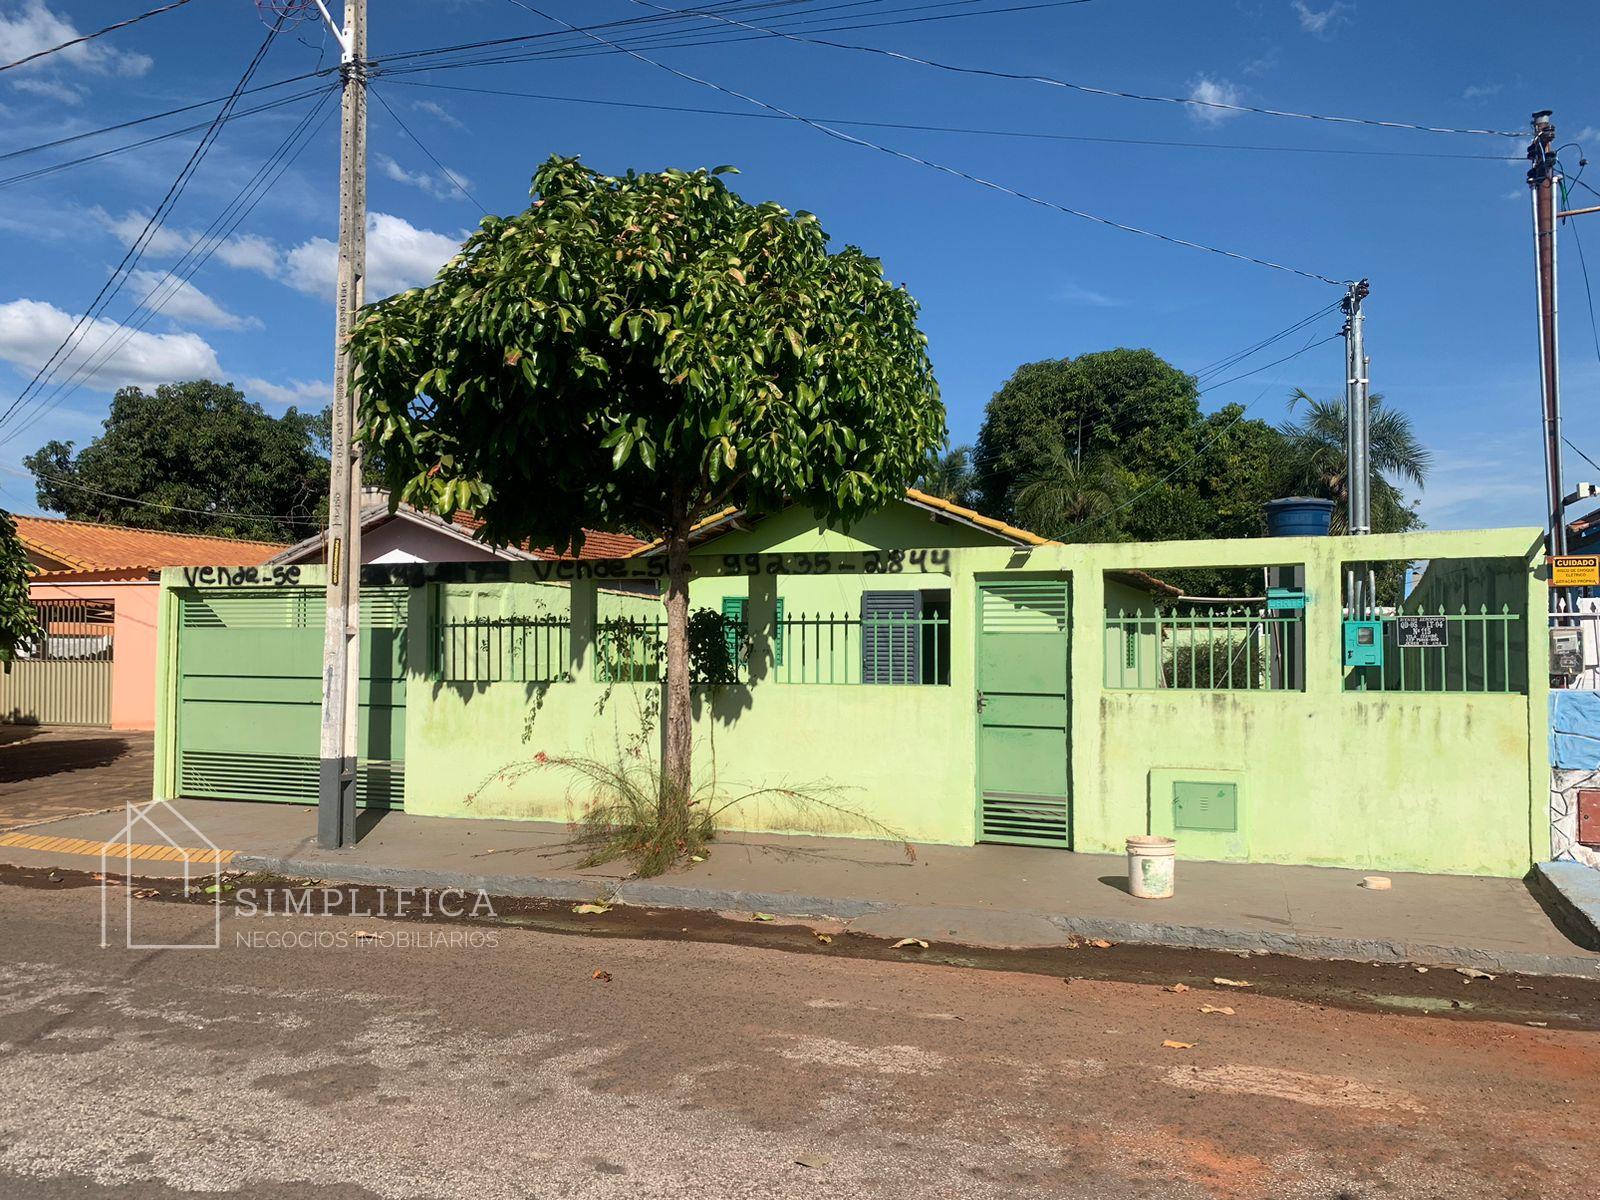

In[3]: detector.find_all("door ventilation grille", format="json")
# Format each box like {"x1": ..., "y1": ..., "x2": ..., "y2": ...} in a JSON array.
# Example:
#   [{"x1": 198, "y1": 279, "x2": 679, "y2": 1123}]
[
  {"x1": 979, "y1": 793, "x2": 1068, "y2": 846},
  {"x1": 980, "y1": 582, "x2": 1068, "y2": 634},
  {"x1": 179, "y1": 751, "x2": 404, "y2": 808},
  {"x1": 180, "y1": 588, "x2": 408, "y2": 630}
]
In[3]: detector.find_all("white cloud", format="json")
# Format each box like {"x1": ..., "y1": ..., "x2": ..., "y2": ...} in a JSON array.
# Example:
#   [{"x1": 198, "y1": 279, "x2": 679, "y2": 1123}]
[
  {"x1": 1292, "y1": 0, "x2": 1350, "y2": 36},
  {"x1": 0, "y1": 298, "x2": 221, "y2": 389},
  {"x1": 214, "y1": 233, "x2": 281, "y2": 275},
  {"x1": 242, "y1": 376, "x2": 332, "y2": 408},
  {"x1": 280, "y1": 212, "x2": 461, "y2": 299},
  {"x1": 1054, "y1": 281, "x2": 1122, "y2": 308},
  {"x1": 128, "y1": 270, "x2": 260, "y2": 331},
  {"x1": 378, "y1": 153, "x2": 475, "y2": 202},
  {"x1": 1, "y1": 0, "x2": 153, "y2": 103},
  {"x1": 412, "y1": 98, "x2": 464, "y2": 130},
  {"x1": 1187, "y1": 76, "x2": 1244, "y2": 125},
  {"x1": 1461, "y1": 84, "x2": 1502, "y2": 102},
  {"x1": 9, "y1": 74, "x2": 81, "y2": 103},
  {"x1": 93, "y1": 207, "x2": 198, "y2": 257}
]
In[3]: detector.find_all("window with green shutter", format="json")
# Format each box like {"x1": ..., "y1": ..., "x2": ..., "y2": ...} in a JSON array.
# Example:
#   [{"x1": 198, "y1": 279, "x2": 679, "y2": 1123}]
[{"x1": 720, "y1": 595, "x2": 782, "y2": 666}]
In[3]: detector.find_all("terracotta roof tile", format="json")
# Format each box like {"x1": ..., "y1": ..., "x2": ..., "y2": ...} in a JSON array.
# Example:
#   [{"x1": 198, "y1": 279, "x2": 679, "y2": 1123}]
[
  {"x1": 15, "y1": 515, "x2": 286, "y2": 575},
  {"x1": 447, "y1": 511, "x2": 647, "y2": 560}
]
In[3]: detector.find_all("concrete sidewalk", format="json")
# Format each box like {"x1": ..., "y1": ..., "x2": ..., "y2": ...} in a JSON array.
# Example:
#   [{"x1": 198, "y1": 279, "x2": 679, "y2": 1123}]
[{"x1": 4, "y1": 797, "x2": 1598, "y2": 977}]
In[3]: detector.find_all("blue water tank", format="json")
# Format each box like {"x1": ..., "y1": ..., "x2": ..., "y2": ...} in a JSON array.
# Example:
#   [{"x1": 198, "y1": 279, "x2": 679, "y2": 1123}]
[{"x1": 1264, "y1": 497, "x2": 1334, "y2": 537}]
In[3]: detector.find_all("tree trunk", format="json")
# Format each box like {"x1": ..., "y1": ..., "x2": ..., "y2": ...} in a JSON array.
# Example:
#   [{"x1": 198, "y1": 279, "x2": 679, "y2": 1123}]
[{"x1": 661, "y1": 521, "x2": 693, "y2": 816}]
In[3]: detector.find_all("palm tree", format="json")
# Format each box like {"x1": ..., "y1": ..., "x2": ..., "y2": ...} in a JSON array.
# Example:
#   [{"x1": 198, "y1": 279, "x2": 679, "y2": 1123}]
[
  {"x1": 1011, "y1": 435, "x2": 1126, "y2": 541},
  {"x1": 1277, "y1": 389, "x2": 1430, "y2": 534},
  {"x1": 916, "y1": 443, "x2": 980, "y2": 508}
]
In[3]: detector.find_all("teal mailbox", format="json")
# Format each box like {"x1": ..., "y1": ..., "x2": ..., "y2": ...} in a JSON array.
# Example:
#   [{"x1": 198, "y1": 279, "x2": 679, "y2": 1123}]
[
  {"x1": 1343, "y1": 619, "x2": 1384, "y2": 668},
  {"x1": 1266, "y1": 586, "x2": 1306, "y2": 611}
]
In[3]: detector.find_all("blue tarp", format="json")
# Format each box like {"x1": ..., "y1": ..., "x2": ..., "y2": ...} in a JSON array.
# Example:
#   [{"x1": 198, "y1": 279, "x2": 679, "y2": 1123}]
[{"x1": 1550, "y1": 691, "x2": 1600, "y2": 769}]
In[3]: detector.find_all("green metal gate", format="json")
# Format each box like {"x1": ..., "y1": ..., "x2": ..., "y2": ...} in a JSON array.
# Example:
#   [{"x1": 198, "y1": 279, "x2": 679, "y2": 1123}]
[
  {"x1": 975, "y1": 578, "x2": 1071, "y2": 847},
  {"x1": 173, "y1": 586, "x2": 407, "y2": 807}
]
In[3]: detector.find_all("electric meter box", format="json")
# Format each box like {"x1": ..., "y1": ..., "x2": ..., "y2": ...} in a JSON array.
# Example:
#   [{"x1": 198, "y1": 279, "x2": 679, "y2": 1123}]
[
  {"x1": 1551, "y1": 627, "x2": 1584, "y2": 676},
  {"x1": 1343, "y1": 619, "x2": 1384, "y2": 668}
]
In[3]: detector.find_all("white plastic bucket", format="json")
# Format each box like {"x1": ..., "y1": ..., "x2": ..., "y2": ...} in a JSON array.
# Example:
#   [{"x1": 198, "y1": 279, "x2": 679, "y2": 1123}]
[{"x1": 1126, "y1": 836, "x2": 1176, "y2": 899}]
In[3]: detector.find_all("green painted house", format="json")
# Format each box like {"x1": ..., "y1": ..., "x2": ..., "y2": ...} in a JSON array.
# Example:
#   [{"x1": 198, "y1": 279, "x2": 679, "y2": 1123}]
[{"x1": 152, "y1": 500, "x2": 1549, "y2": 878}]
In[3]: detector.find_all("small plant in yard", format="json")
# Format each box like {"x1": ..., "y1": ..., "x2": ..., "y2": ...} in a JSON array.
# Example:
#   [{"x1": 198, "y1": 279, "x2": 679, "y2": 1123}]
[{"x1": 469, "y1": 751, "x2": 916, "y2": 878}]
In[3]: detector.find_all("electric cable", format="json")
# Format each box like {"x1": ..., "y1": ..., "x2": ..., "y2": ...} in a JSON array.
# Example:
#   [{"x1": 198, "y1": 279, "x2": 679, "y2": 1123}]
[
  {"x1": 0, "y1": 18, "x2": 287, "y2": 438},
  {"x1": 0, "y1": 0, "x2": 201, "y2": 74},
  {"x1": 370, "y1": 84, "x2": 488, "y2": 213},
  {"x1": 381, "y1": 79, "x2": 1522, "y2": 162},
  {"x1": 499, "y1": 0, "x2": 1345, "y2": 286},
  {"x1": 620, "y1": 0, "x2": 1525, "y2": 138}
]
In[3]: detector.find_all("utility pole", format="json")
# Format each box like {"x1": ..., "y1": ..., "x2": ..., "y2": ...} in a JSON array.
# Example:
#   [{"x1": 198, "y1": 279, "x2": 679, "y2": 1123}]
[
  {"x1": 1341, "y1": 278, "x2": 1371, "y2": 619},
  {"x1": 1528, "y1": 110, "x2": 1565, "y2": 557},
  {"x1": 1342, "y1": 278, "x2": 1371, "y2": 537},
  {"x1": 315, "y1": 0, "x2": 366, "y2": 849}
]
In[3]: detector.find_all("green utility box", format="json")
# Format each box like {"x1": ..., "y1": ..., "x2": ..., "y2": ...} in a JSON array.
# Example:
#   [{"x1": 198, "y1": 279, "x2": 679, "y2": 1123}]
[
  {"x1": 1343, "y1": 619, "x2": 1384, "y2": 668},
  {"x1": 1173, "y1": 780, "x2": 1239, "y2": 833}
]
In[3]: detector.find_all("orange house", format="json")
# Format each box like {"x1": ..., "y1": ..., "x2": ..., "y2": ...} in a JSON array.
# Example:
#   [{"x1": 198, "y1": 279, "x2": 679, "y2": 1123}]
[{"x1": 6, "y1": 517, "x2": 284, "y2": 731}]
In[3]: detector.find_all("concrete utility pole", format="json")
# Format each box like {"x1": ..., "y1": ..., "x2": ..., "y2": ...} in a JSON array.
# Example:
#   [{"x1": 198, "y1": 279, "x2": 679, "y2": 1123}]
[
  {"x1": 1528, "y1": 111, "x2": 1565, "y2": 557},
  {"x1": 315, "y1": 0, "x2": 367, "y2": 849},
  {"x1": 1342, "y1": 278, "x2": 1371, "y2": 538}
]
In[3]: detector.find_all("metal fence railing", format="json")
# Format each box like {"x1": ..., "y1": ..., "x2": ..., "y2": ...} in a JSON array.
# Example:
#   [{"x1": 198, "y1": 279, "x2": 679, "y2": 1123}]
[
  {"x1": 432, "y1": 616, "x2": 571, "y2": 684},
  {"x1": 773, "y1": 612, "x2": 950, "y2": 685},
  {"x1": 1105, "y1": 608, "x2": 1305, "y2": 691},
  {"x1": 592, "y1": 611, "x2": 953, "y2": 686},
  {"x1": 1344, "y1": 606, "x2": 1525, "y2": 694}
]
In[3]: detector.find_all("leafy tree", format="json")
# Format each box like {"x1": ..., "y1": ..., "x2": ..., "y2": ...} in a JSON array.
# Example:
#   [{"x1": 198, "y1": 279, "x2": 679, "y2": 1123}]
[
  {"x1": 915, "y1": 442, "x2": 978, "y2": 508},
  {"x1": 24, "y1": 380, "x2": 326, "y2": 542},
  {"x1": 0, "y1": 509, "x2": 38, "y2": 668},
  {"x1": 974, "y1": 349, "x2": 1201, "y2": 521},
  {"x1": 1010, "y1": 436, "x2": 1126, "y2": 540},
  {"x1": 1277, "y1": 389, "x2": 1428, "y2": 534},
  {"x1": 350, "y1": 157, "x2": 943, "y2": 811}
]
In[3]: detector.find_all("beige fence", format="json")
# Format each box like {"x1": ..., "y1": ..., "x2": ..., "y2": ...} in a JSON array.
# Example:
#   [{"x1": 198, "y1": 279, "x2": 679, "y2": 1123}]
[{"x1": 0, "y1": 600, "x2": 114, "y2": 726}]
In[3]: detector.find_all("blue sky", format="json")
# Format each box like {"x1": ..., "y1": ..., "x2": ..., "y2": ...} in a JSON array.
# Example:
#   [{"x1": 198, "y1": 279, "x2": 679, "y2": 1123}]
[{"x1": 0, "y1": 0, "x2": 1595, "y2": 530}]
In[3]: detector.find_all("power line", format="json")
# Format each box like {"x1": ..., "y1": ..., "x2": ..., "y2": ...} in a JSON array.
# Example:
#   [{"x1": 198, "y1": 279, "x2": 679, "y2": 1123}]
[
  {"x1": 622, "y1": 0, "x2": 1525, "y2": 139},
  {"x1": 0, "y1": 69, "x2": 335, "y2": 164},
  {"x1": 0, "y1": 19, "x2": 286, "y2": 440},
  {"x1": 3, "y1": 88, "x2": 339, "y2": 449},
  {"x1": 500, "y1": 0, "x2": 1344, "y2": 286},
  {"x1": 369, "y1": 84, "x2": 488, "y2": 213},
  {"x1": 375, "y1": 0, "x2": 1096, "y2": 78},
  {"x1": 1051, "y1": 331, "x2": 1341, "y2": 540},
  {"x1": 1, "y1": 461, "x2": 320, "y2": 527},
  {"x1": 0, "y1": 0, "x2": 201, "y2": 74},
  {"x1": 383, "y1": 79, "x2": 1521, "y2": 162},
  {"x1": 0, "y1": 84, "x2": 337, "y2": 190}
]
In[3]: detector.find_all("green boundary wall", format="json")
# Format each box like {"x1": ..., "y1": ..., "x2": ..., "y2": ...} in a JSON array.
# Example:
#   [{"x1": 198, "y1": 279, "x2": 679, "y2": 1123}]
[{"x1": 155, "y1": 524, "x2": 1549, "y2": 877}]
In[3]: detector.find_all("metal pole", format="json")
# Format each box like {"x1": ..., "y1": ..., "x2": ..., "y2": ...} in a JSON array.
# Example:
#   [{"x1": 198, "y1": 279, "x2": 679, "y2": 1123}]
[
  {"x1": 318, "y1": 0, "x2": 366, "y2": 849},
  {"x1": 1342, "y1": 279, "x2": 1371, "y2": 538},
  {"x1": 1528, "y1": 111, "x2": 1565, "y2": 557}
]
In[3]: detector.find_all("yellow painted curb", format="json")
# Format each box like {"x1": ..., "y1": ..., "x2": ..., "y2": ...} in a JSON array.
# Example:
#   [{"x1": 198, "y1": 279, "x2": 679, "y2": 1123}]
[{"x1": 0, "y1": 832, "x2": 235, "y2": 865}]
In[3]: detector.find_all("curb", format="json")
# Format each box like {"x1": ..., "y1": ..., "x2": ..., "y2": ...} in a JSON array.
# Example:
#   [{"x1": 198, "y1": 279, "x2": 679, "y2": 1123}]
[{"x1": 232, "y1": 853, "x2": 1600, "y2": 980}]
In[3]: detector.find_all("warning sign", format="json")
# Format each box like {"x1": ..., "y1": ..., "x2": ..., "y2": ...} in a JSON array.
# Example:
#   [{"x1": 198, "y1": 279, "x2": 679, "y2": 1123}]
[{"x1": 1551, "y1": 555, "x2": 1600, "y2": 587}]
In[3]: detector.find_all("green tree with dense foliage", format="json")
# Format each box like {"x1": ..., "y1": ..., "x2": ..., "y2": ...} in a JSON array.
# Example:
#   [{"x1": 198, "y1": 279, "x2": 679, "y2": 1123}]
[
  {"x1": 350, "y1": 157, "x2": 944, "y2": 814},
  {"x1": 24, "y1": 380, "x2": 326, "y2": 542},
  {"x1": 0, "y1": 509, "x2": 39, "y2": 667},
  {"x1": 974, "y1": 349, "x2": 1199, "y2": 524},
  {"x1": 1277, "y1": 389, "x2": 1428, "y2": 534}
]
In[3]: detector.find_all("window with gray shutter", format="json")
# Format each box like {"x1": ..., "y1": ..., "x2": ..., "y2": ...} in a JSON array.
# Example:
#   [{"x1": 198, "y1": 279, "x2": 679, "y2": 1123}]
[{"x1": 861, "y1": 591, "x2": 920, "y2": 684}]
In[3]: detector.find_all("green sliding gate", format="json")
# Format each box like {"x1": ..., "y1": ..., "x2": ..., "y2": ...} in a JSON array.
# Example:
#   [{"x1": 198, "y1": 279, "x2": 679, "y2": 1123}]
[
  {"x1": 173, "y1": 586, "x2": 407, "y2": 808},
  {"x1": 975, "y1": 578, "x2": 1071, "y2": 847}
]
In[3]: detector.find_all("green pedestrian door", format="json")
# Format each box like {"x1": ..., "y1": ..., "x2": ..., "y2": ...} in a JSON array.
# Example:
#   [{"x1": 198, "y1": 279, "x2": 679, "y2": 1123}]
[{"x1": 975, "y1": 579, "x2": 1071, "y2": 847}]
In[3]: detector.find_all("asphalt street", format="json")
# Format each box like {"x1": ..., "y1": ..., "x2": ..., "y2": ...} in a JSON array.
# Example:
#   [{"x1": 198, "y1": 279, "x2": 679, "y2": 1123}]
[{"x1": 0, "y1": 879, "x2": 1595, "y2": 1199}]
